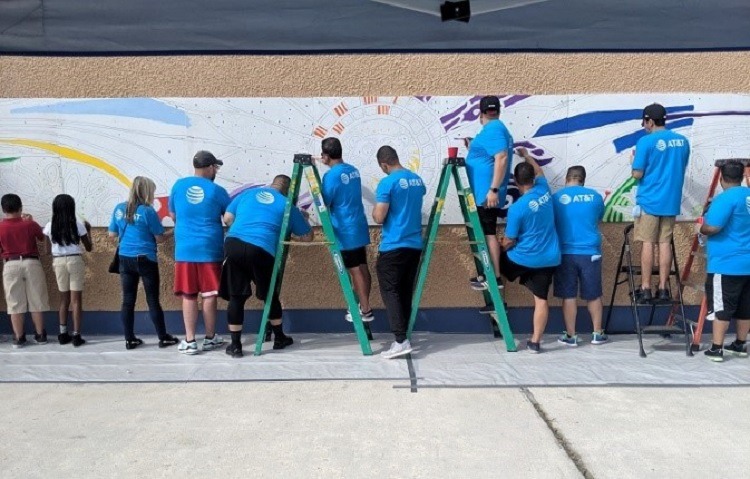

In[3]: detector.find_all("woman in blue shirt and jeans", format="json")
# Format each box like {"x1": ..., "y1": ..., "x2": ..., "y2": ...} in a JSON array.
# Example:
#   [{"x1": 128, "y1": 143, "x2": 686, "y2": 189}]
[{"x1": 109, "y1": 176, "x2": 179, "y2": 350}]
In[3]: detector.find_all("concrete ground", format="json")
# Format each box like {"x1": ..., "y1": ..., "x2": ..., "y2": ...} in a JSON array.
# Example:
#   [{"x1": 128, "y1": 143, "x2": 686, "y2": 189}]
[{"x1": 1, "y1": 382, "x2": 749, "y2": 479}]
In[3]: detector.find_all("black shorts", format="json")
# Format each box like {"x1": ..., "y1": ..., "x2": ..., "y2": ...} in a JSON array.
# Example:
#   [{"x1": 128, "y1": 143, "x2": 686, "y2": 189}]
[
  {"x1": 219, "y1": 237, "x2": 275, "y2": 301},
  {"x1": 500, "y1": 251, "x2": 556, "y2": 300},
  {"x1": 341, "y1": 246, "x2": 368, "y2": 269},
  {"x1": 477, "y1": 206, "x2": 500, "y2": 236},
  {"x1": 705, "y1": 273, "x2": 750, "y2": 321}
]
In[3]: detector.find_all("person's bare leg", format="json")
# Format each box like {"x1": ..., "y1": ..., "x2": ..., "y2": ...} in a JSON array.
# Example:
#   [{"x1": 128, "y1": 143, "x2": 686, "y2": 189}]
[
  {"x1": 182, "y1": 296, "x2": 199, "y2": 342},
  {"x1": 486, "y1": 234, "x2": 501, "y2": 278},
  {"x1": 70, "y1": 291, "x2": 83, "y2": 333},
  {"x1": 711, "y1": 320, "x2": 730, "y2": 346},
  {"x1": 735, "y1": 319, "x2": 750, "y2": 343},
  {"x1": 349, "y1": 265, "x2": 372, "y2": 312},
  {"x1": 641, "y1": 241, "x2": 654, "y2": 290},
  {"x1": 201, "y1": 295, "x2": 218, "y2": 338},
  {"x1": 562, "y1": 298, "x2": 577, "y2": 336},
  {"x1": 30, "y1": 311, "x2": 45, "y2": 335},
  {"x1": 587, "y1": 297, "x2": 604, "y2": 332},
  {"x1": 10, "y1": 313, "x2": 25, "y2": 339},
  {"x1": 58, "y1": 291, "x2": 71, "y2": 330},
  {"x1": 531, "y1": 296, "x2": 549, "y2": 343},
  {"x1": 658, "y1": 241, "x2": 672, "y2": 290}
]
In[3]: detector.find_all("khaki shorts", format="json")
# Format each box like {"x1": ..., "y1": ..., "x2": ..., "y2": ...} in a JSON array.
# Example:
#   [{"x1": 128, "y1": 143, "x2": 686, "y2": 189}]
[
  {"x1": 2, "y1": 258, "x2": 50, "y2": 314},
  {"x1": 53, "y1": 255, "x2": 86, "y2": 292},
  {"x1": 634, "y1": 214, "x2": 676, "y2": 243}
]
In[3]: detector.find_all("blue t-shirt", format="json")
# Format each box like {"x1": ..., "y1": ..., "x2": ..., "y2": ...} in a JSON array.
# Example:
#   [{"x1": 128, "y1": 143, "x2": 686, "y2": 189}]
[
  {"x1": 169, "y1": 176, "x2": 231, "y2": 262},
  {"x1": 226, "y1": 187, "x2": 311, "y2": 256},
  {"x1": 632, "y1": 129, "x2": 690, "y2": 216},
  {"x1": 322, "y1": 163, "x2": 370, "y2": 251},
  {"x1": 108, "y1": 202, "x2": 165, "y2": 262},
  {"x1": 553, "y1": 185, "x2": 604, "y2": 256},
  {"x1": 704, "y1": 186, "x2": 750, "y2": 275},
  {"x1": 465, "y1": 119, "x2": 514, "y2": 208},
  {"x1": 375, "y1": 169, "x2": 426, "y2": 252},
  {"x1": 505, "y1": 176, "x2": 561, "y2": 268}
]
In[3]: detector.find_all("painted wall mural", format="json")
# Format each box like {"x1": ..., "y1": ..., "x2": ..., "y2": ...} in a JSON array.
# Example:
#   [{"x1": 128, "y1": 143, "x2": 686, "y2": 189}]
[{"x1": 1, "y1": 94, "x2": 749, "y2": 226}]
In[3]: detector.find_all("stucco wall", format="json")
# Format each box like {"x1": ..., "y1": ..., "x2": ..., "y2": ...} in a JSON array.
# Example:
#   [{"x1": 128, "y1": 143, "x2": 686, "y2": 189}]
[{"x1": 1, "y1": 52, "x2": 743, "y2": 312}]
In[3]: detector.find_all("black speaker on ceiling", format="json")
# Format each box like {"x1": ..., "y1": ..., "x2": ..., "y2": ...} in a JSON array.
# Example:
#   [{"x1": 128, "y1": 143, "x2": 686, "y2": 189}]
[{"x1": 440, "y1": 1, "x2": 471, "y2": 23}]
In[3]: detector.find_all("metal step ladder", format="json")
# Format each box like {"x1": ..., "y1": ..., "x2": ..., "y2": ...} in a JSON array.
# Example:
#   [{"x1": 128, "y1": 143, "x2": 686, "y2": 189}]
[
  {"x1": 254, "y1": 153, "x2": 373, "y2": 356},
  {"x1": 406, "y1": 156, "x2": 517, "y2": 352},
  {"x1": 668, "y1": 158, "x2": 750, "y2": 352},
  {"x1": 604, "y1": 224, "x2": 692, "y2": 357}
]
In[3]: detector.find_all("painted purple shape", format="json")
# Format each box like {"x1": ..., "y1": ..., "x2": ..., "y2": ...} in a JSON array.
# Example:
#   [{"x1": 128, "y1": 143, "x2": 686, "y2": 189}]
[
  {"x1": 514, "y1": 140, "x2": 553, "y2": 166},
  {"x1": 440, "y1": 95, "x2": 530, "y2": 132},
  {"x1": 415, "y1": 96, "x2": 433, "y2": 103},
  {"x1": 502, "y1": 95, "x2": 530, "y2": 108}
]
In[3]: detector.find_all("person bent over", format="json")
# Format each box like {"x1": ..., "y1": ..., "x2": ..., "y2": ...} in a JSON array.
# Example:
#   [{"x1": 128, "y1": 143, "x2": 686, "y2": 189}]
[
  {"x1": 552, "y1": 166, "x2": 608, "y2": 346},
  {"x1": 372, "y1": 146, "x2": 426, "y2": 359},
  {"x1": 0, "y1": 194, "x2": 49, "y2": 348},
  {"x1": 501, "y1": 149, "x2": 561, "y2": 353},
  {"x1": 220, "y1": 175, "x2": 313, "y2": 358},
  {"x1": 700, "y1": 161, "x2": 750, "y2": 362}
]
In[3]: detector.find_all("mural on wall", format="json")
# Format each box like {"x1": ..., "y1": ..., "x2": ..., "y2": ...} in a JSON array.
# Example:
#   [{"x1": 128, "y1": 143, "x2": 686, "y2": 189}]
[{"x1": 1, "y1": 94, "x2": 749, "y2": 226}]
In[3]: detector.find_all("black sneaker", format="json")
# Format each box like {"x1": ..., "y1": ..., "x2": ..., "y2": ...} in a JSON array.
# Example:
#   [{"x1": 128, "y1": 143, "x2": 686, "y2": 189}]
[
  {"x1": 634, "y1": 287, "x2": 652, "y2": 304},
  {"x1": 125, "y1": 337, "x2": 143, "y2": 350},
  {"x1": 12, "y1": 335, "x2": 27, "y2": 349},
  {"x1": 34, "y1": 330, "x2": 48, "y2": 345},
  {"x1": 725, "y1": 341, "x2": 748, "y2": 358},
  {"x1": 58, "y1": 332, "x2": 72, "y2": 345},
  {"x1": 273, "y1": 335, "x2": 294, "y2": 350},
  {"x1": 655, "y1": 289, "x2": 672, "y2": 303},
  {"x1": 704, "y1": 346, "x2": 724, "y2": 362},
  {"x1": 72, "y1": 334, "x2": 86, "y2": 348},
  {"x1": 158, "y1": 334, "x2": 179, "y2": 348},
  {"x1": 225, "y1": 343, "x2": 244, "y2": 358},
  {"x1": 526, "y1": 340, "x2": 541, "y2": 354},
  {"x1": 469, "y1": 276, "x2": 488, "y2": 291}
]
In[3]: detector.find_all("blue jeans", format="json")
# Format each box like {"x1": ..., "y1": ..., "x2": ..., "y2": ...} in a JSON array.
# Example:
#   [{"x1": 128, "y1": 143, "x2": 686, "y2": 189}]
[{"x1": 119, "y1": 255, "x2": 167, "y2": 341}]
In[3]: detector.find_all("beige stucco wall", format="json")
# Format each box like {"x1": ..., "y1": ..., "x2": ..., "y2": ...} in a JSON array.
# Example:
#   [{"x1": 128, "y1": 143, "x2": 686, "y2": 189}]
[{"x1": 1, "y1": 52, "x2": 744, "y2": 312}]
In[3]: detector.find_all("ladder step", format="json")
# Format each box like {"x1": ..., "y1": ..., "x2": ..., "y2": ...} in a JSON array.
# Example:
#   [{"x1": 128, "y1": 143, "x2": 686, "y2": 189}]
[
  {"x1": 620, "y1": 266, "x2": 678, "y2": 276},
  {"x1": 640, "y1": 325, "x2": 684, "y2": 335},
  {"x1": 672, "y1": 314, "x2": 699, "y2": 326},
  {"x1": 632, "y1": 297, "x2": 683, "y2": 306}
]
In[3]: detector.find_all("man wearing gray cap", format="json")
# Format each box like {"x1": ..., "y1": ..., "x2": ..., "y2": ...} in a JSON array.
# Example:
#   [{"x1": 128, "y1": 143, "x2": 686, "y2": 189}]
[
  {"x1": 465, "y1": 95, "x2": 514, "y2": 304},
  {"x1": 631, "y1": 103, "x2": 690, "y2": 303},
  {"x1": 169, "y1": 150, "x2": 231, "y2": 355}
]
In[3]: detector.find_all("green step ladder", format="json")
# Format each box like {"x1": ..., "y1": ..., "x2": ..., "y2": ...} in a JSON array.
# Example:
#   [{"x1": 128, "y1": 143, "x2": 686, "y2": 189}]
[
  {"x1": 254, "y1": 153, "x2": 373, "y2": 356},
  {"x1": 406, "y1": 156, "x2": 517, "y2": 352}
]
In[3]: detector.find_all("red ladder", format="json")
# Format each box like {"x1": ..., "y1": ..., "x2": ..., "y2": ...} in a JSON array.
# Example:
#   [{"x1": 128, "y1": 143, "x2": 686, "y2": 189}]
[{"x1": 669, "y1": 158, "x2": 750, "y2": 351}]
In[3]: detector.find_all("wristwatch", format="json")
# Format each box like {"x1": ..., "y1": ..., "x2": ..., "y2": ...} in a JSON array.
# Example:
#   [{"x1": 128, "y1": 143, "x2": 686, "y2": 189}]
[{"x1": 490, "y1": 187, "x2": 499, "y2": 193}]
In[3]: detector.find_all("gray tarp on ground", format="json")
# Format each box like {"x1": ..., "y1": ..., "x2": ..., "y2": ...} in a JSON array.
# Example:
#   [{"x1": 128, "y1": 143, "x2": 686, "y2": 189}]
[{"x1": 1, "y1": 0, "x2": 749, "y2": 54}]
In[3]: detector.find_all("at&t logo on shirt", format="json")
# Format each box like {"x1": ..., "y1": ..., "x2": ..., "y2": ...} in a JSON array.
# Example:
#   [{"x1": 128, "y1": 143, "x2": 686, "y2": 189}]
[
  {"x1": 398, "y1": 178, "x2": 409, "y2": 189},
  {"x1": 656, "y1": 139, "x2": 667, "y2": 151},
  {"x1": 256, "y1": 191, "x2": 275, "y2": 205},
  {"x1": 186, "y1": 186, "x2": 205, "y2": 204},
  {"x1": 115, "y1": 209, "x2": 124, "y2": 220},
  {"x1": 559, "y1": 194, "x2": 572, "y2": 205},
  {"x1": 529, "y1": 191, "x2": 551, "y2": 212},
  {"x1": 340, "y1": 173, "x2": 350, "y2": 185},
  {"x1": 560, "y1": 193, "x2": 595, "y2": 205}
]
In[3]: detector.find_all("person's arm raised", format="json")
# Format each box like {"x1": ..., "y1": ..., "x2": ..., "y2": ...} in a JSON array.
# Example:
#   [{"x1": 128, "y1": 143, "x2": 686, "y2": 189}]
[{"x1": 516, "y1": 147, "x2": 543, "y2": 177}]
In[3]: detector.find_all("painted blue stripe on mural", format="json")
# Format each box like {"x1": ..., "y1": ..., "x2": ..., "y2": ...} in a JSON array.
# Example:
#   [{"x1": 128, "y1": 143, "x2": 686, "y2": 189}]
[
  {"x1": 534, "y1": 105, "x2": 695, "y2": 137},
  {"x1": 10, "y1": 98, "x2": 190, "y2": 127},
  {"x1": 612, "y1": 118, "x2": 694, "y2": 153}
]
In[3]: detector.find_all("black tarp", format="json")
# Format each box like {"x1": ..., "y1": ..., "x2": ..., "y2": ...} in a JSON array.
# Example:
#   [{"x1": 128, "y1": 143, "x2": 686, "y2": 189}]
[{"x1": 1, "y1": 0, "x2": 749, "y2": 54}]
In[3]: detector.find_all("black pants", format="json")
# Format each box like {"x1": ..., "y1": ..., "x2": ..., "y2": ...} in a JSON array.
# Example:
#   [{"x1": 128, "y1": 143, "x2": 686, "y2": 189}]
[
  {"x1": 220, "y1": 237, "x2": 283, "y2": 327},
  {"x1": 376, "y1": 248, "x2": 421, "y2": 343},
  {"x1": 119, "y1": 255, "x2": 167, "y2": 341}
]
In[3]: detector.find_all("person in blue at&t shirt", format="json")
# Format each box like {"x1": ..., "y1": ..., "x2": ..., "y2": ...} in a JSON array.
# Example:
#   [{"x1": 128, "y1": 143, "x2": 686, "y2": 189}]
[
  {"x1": 372, "y1": 146, "x2": 426, "y2": 359},
  {"x1": 631, "y1": 103, "x2": 690, "y2": 303},
  {"x1": 501, "y1": 148, "x2": 561, "y2": 353},
  {"x1": 219, "y1": 175, "x2": 313, "y2": 358},
  {"x1": 169, "y1": 150, "x2": 231, "y2": 355},
  {"x1": 552, "y1": 165, "x2": 608, "y2": 347},
  {"x1": 319, "y1": 137, "x2": 374, "y2": 323},
  {"x1": 108, "y1": 176, "x2": 179, "y2": 350},
  {"x1": 464, "y1": 95, "x2": 514, "y2": 293},
  {"x1": 699, "y1": 161, "x2": 750, "y2": 362}
]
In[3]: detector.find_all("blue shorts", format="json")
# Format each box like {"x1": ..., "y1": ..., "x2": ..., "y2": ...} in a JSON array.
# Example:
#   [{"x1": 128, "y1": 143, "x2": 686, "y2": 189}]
[{"x1": 553, "y1": 254, "x2": 603, "y2": 300}]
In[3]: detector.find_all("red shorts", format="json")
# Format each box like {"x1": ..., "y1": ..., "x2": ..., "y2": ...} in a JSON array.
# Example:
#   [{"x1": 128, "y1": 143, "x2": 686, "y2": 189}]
[{"x1": 174, "y1": 262, "x2": 221, "y2": 297}]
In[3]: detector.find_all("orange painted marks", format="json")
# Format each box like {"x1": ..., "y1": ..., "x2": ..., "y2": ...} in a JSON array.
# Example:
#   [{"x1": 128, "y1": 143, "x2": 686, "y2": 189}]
[
  {"x1": 313, "y1": 126, "x2": 328, "y2": 138},
  {"x1": 333, "y1": 103, "x2": 348, "y2": 116},
  {"x1": 377, "y1": 105, "x2": 391, "y2": 115},
  {"x1": 363, "y1": 96, "x2": 378, "y2": 104},
  {"x1": 332, "y1": 122, "x2": 345, "y2": 134}
]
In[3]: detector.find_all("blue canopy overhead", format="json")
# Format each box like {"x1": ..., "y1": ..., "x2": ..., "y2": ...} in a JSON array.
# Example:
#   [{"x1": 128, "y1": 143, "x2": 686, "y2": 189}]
[{"x1": 1, "y1": 0, "x2": 749, "y2": 54}]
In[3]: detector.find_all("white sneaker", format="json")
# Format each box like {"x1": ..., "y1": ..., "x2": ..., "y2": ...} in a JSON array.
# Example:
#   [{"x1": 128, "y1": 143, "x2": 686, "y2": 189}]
[
  {"x1": 202, "y1": 335, "x2": 225, "y2": 351},
  {"x1": 345, "y1": 308, "x2": 375, "y2": 323},
  {"x1": 178, "y1": 340, "x2": 199, "y2": 355},
  {"x1": 380, "y1": 340, "x2": 413, "y2": 359}
]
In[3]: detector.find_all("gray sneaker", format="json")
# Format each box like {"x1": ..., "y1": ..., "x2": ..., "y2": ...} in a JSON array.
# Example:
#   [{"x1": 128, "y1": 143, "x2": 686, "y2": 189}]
[
  {"x1": 178, "y1": 340, "x2": 200, "y2": 355},
  {"x1": 381, "y1": 340, "x2": 413, "y2": 359},
  {"x1": 202, "y1": 335, "x2": 225, "y2": 351}
]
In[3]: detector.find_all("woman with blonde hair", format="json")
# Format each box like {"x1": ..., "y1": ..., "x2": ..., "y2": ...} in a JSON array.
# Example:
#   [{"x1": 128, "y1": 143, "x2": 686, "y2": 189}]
[{"x1": 108, "y1": 176, "x2": 179, "y2": 350}]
